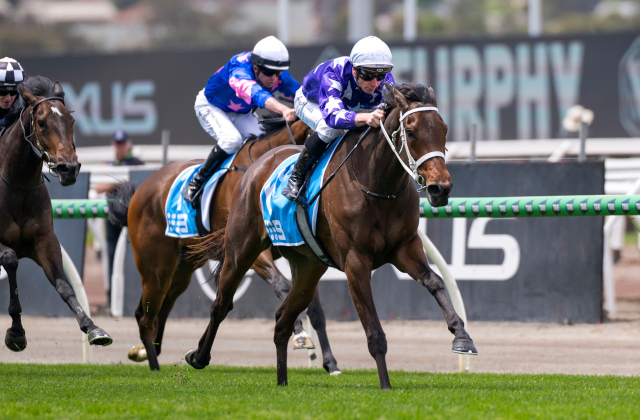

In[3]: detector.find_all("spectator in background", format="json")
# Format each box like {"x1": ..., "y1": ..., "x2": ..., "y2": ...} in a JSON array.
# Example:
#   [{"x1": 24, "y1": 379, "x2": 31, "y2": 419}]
[{"x1": 95, "y1": 129, "x2": 144, "y2": 308}]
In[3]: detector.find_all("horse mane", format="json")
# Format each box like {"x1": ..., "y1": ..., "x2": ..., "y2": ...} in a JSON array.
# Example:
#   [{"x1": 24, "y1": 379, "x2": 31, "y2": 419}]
[
  {"x1": 381, "y1": 83, "x2": 436, "y2": 117},
  {"x1": 3, "y1": 76, "x2": 62, "y2": 129}
]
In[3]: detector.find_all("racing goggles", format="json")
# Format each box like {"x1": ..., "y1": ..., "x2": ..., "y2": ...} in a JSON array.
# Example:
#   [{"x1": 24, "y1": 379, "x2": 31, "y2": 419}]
[
  {"x1": 356, "y1": 67, "x2": 391, "y2": 82},
  {"x1": 258, "y1": 66, "x2": 283, "y2": 77},
  {"x1": 0, "y1": 88, "x2": 18, "y2": 97}
]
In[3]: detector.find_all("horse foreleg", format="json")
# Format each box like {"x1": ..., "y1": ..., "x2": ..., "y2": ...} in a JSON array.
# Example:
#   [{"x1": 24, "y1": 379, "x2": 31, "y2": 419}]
[
  {"x1": 153, "y1": 260, "x2": 195, "y2": 357},
  {"x1": 34, "y1": 233, "x2": 112, "y2": 346},
  {"x1": 0, "y1": 243, "x2": 26, "y2": 351},
  {"x1": 306, "y1": 289, "x2": 341, "y2": 375},
  {"x1": 251, "y1": 251, "x2": 309, "y2": 345},
  {"x1": 344, "y1": 251, "x2": 391, "y2": 390},
  {"x1": 393, "y1": 235, "x2": 477, "y2": 355},
  {"x1": 133, "y1": 251, "x2": 179, "y2": 370},
  {"x1": 273, "y1": 255, "x2": 325, "y2": 386}
]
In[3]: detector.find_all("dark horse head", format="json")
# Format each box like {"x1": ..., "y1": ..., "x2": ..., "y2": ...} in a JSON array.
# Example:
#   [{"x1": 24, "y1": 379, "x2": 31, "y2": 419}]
[
  {"x1": 382, "y1": 84, "x2": 451, "y2": 206},
  {"x1": 20, "y1": 76, "x2": 79, "y2": 186}
]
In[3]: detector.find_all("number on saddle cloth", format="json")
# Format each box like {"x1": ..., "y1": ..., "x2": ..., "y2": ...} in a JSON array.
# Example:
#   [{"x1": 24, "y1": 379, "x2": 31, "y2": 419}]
[{"x1": 165, "y1": 153, "x2": 238, "y2": 238}]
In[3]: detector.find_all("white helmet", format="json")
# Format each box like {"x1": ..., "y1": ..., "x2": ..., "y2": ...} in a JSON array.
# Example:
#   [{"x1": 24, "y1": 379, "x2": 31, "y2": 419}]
[
  {"x1": 251, "y1": 36, "x2": 291, "y2": 71},
  {"x1": 0, "y1": 57, "x2": 25, "y2": 90},
  {"x1": 349, "y1": 36, "x2": 393, "y2": 70}
]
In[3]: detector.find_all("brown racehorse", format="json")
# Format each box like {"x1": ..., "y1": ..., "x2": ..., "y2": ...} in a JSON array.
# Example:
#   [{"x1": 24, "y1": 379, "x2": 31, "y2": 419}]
[
  {"x1": 185, "y1": 84, "x2": 477, "y2": 389},
  {"x1": 107, "y1": 118, "x2": 340, "y2": 373},
  {"x1": 0, "y1": 76, "x2": 112, "y2": 352}
]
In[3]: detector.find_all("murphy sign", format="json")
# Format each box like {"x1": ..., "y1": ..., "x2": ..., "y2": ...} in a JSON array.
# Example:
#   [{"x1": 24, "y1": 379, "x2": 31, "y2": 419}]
[{"x1": 20, "y1": 32, "x2": 640, "y2": 146}]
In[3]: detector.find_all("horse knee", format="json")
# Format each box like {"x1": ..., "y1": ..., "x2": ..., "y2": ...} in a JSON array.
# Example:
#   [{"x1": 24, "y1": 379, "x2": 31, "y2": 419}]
[
  {"x1": 0, "y1": 249, "x2": 18, "y2": 271},
  {"x1": 210, "y1": 297, "x2": 233, "y2": 322},
  {"x1": 366, "y1": 330, "x2": 387, "y2": 358},
  {"x1": 275, "y1": 305, "x2": 285, "y2": 323},
  {"x1": 420, "y1": 271, "x2": 445, "y2": 295},
  {"x1": 272, "y1": 276, "x2": 291, "y2": 301}
]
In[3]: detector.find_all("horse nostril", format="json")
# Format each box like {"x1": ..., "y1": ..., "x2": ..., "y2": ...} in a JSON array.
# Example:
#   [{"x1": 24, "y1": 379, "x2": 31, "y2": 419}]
[
  {"x1": 56, "y1": 163, "x2": 79, "y2": 176},
  {"x1": 427, "y1": 184, "x2": 443, "y2": 197}
]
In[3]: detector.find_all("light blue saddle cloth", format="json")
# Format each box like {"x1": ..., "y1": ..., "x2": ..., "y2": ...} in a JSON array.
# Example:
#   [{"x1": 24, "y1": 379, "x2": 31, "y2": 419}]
[
  {"x1": 260, "y1": 134, "x2": 344, "y2": 246},
  {"x1": 165, "y1": 152, "x2": 237, "y2": 238}
]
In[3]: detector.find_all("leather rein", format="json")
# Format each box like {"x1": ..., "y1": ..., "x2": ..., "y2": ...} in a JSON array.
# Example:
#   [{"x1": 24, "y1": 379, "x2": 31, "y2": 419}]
[{"x1": 308, "y1": 105, "x2": 445, "y2": 204}]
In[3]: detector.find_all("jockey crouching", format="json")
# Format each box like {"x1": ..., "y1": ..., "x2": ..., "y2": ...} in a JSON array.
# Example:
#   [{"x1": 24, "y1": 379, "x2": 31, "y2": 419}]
[
  {"x1": 0, "y1": 57, "x2": 25, "y2": 135},
  {"x1": 282, "y1": 36, "x2": 396, "y2": 201},
  {"x1": 183, "y1": 36, "x2": 301, "y2": 204}
]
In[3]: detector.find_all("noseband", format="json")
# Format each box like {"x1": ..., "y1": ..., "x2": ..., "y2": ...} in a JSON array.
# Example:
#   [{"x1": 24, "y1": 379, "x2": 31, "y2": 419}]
[
  {"x1": 20, "y1": 96, "x2": 66, "y2": 173},
  {"x1": 379, "y1": 106, "x2": 445, "y2": 190}
]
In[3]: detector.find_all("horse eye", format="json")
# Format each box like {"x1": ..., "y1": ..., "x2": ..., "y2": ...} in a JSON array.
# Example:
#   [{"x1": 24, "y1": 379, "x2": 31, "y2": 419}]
[
  {"x1": 406, "y1": 129, "x2": 415, "y2": 141},
  {"x1": 37, "y1": 120, "x2": 46, "y2": 129}
]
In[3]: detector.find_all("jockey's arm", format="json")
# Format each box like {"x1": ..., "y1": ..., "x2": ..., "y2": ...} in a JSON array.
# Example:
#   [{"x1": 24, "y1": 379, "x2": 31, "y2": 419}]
[
  {"x1": 264, "y1": 97, "x2": 296, "y2": 123},
  {"x1": 354, "y1": 109, "x2": 385, "y2": 128}
]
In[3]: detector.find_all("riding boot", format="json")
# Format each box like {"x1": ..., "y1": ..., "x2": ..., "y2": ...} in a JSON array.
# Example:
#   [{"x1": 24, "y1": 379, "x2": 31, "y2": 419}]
[
  {"x1": 182, "y1": 145, "x2": 230, "y2": 203},
  {"x1": 282, "y1": 146, "x2": 320, "y2": 201}
]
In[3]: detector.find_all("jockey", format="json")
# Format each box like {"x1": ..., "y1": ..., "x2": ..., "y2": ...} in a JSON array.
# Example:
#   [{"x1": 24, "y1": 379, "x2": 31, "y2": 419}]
[
  {"x1": 183, "y1": 36, "x2": 301, "y2": 203},
  {"x1": 282, "y1": 36, "x2": 395, "y2": 201},
  {"x1": 0, "y1": 57, "x2": 25, "y2": 133}
]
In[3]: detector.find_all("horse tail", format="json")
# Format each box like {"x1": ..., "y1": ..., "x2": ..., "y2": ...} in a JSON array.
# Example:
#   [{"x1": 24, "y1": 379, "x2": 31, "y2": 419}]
[
  {"x1": 106, "y1": 181, "x2": 136, "y2": 228},
  {"x1": 187, "y1": 227, "x2": 226, "y2": 290}
]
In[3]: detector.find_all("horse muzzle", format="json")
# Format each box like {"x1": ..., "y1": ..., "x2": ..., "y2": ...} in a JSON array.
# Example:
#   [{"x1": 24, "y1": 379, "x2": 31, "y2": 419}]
[
  {"x1": 426, "y1": 182, "x2": 452, "y2": 207},
  {"x1": 55, "y1": 161, "x2": 81, "y2": 186}
]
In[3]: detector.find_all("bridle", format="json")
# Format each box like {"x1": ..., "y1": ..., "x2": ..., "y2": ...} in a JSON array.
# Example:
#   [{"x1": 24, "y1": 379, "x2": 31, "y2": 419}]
[
  {"x1": 379, "y1": 106, "x2": 445, "y2": 191},
  {"x1": 307, "y1": 105, "x2": 446, "y2": 204},
  {"x1": 20, "y1": 96, "x2": 66, "y2": 174}
]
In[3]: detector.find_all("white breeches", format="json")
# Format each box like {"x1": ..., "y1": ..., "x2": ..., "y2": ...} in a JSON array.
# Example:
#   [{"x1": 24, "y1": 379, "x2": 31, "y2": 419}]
[
  {"x1": 194, "y1": 89, "x2": 263, "y2": 154},
  {"x1": 294, "y1": 87, "x2": 342, "y2": 143}
]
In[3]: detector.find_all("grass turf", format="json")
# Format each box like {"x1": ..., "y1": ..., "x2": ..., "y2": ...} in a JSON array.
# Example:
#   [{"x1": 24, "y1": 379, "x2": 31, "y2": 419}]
[{"x1": 0, "y1": 363, "x2": 639, "y2": 419}]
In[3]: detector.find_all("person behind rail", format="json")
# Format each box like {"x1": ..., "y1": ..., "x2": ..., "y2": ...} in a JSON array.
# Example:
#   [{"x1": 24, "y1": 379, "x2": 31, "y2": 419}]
[
  {"x1": 95, "y1": 129, "x2": 144, "y2": 309},
  {"x1": 183, "y1": 35, "x2": 301, "y2": 204},
  {"x1": 0, "y1": 57, "x2": 25, "y2": 135},
  {"x1": 282, "y1": 36, "x2": 396, "y2": 201}
]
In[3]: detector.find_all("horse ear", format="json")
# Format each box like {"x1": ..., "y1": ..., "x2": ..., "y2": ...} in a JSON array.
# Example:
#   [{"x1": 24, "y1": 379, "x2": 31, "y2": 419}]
[
  {"x1": 22, "y1": 85, "x2": 38, "y2": 106},
  {"x1": 392, "y1": 86, "x2": 408, "y2": 110},
  {"x1": 53, "y1": 82, "x2": 65, "y2": 100},
  {"x1": 427, "y1": 85, "x2": 437, "y2": 107}
]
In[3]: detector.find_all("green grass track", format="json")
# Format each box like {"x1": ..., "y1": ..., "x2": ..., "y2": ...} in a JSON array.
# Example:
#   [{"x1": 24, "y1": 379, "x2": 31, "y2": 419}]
[{"x1": 0, "y1": 364, "x2": 639, "y2": 419}]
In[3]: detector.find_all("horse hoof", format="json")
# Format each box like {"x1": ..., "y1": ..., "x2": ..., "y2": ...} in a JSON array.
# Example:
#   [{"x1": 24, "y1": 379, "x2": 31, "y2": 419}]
[
  {"x1": 329, "y1": 370, "x2": 343, "y2": 376},
  {"x1": 184, "y1": 350, "x2": 206, "y2": 370},
  {"x1": 292, "y1": 331, "x2": 315, "y2": 350},
  {"x1": 5, "y1": 329, "x2": 27, "y2": 352},
  {"x1": 88, "y1": 327, "x2": 113, "y2": 347},
  {"x1": 128, "y1": 345, "x2": 148, "y2": 362},
  {"x1": 452, "y1": 338, "x2": 478, "y2": 355}
]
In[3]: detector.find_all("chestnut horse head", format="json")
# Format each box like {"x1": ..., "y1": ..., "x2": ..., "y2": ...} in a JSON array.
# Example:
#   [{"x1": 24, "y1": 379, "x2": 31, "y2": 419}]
[{"x1": 380, "y1": 83, "x2": 451, "y2": 206}]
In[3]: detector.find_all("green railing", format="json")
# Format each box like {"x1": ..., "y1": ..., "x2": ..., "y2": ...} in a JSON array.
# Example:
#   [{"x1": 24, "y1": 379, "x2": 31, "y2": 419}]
[
  {"x1": 52, "y1": 195, "x2": 640, "y2": 220},
  {"x1": 51, "y1": 199, "x2": 109, "y2": 219},
  {"x1": 420, "y1": 195, "x2": 640, "y2": 218}
]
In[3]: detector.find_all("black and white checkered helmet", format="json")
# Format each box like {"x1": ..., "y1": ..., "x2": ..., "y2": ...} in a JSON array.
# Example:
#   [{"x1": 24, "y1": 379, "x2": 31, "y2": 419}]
[{"x1": 0, "y1": 57, "x2": 25, "y2": 91}]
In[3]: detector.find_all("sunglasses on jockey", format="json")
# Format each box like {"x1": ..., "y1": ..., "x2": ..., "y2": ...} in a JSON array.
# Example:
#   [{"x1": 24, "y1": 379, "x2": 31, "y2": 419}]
[
  {"x1": 257, "y1": 66, "x2": 283, "y2": 78},
  {"x1": 355, "y1": 67, "x2": 392, "y2": 82},
  {"x1": 0, "y1": 88, "x2": 18, "y2": 97}
]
